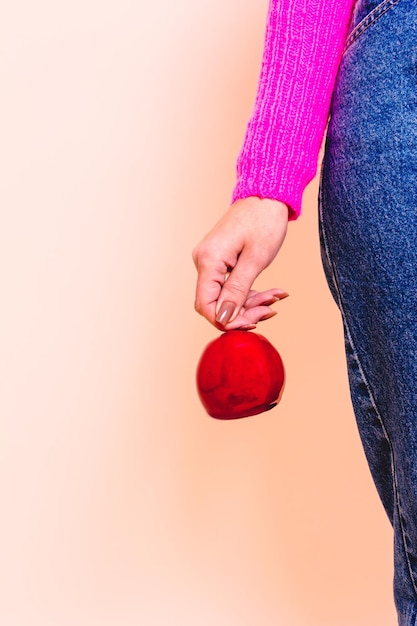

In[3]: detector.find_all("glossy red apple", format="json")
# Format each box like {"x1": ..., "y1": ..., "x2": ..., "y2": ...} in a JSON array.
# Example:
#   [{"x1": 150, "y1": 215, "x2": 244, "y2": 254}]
[{"x1": 196, "y1": 330, "x2": 285, "y2": 419}]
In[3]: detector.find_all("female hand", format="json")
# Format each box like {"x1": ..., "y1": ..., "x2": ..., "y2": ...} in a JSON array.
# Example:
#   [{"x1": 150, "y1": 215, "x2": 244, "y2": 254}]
[{"x1": 192, "y1": 197, "x2": 289, "y2": 330}]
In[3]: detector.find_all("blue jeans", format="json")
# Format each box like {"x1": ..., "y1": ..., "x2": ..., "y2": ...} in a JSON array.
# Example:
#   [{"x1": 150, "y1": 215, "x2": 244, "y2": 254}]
[{"x1": 319, "y1": 0, "x2": 417, "y2": 623}]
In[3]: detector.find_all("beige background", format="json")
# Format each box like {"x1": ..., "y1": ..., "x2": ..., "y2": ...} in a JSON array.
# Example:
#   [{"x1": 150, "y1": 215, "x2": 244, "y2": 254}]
[{"x1": 1, "y1": 1, "x2": 396, "y2": 624}]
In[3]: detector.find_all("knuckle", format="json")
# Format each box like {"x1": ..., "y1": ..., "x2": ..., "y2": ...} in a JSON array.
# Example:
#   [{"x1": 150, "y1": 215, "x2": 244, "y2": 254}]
[
  {"x1": 192, "y1": 242, "x2": 211, "y2": 269},
  {"x1": 194, "y1": 298, "x2": 203, "y2": 315},
  {"x1": 224, "y1": 278, "x2": 248, "y2": 298}
]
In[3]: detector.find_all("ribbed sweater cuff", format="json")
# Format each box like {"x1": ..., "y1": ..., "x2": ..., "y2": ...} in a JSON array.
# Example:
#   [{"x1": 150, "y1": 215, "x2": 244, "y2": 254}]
[
  {"x1": 231, "y1": 0, "x2": 355, "y2": 221},
  {"x1": 231, "y1": 173, "x2": 304, "y2": 221}
]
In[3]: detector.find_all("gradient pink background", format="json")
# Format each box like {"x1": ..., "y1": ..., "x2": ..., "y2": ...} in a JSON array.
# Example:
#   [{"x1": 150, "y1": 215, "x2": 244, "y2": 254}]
[{"x1": 1, "y1": 1, "x2": 396, "y2": 624}]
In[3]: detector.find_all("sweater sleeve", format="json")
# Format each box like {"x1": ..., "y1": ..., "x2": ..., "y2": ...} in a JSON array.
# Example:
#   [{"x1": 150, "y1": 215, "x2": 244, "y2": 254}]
[{"x1": 232, "y1": 0, "x2": 355, "y2": 219}]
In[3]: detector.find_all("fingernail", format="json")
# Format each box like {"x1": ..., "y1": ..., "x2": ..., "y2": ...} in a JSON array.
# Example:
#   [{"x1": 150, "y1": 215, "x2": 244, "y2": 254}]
[
  {"x1": 216, "y1": 301, "x2": 236, "y2": 325},
  {"x1": 278, "y1": 291, "x2": 289, "y2": 300},
  {"x1": 262, "y1": 297, "x2": 279, "y2": 306},
  {"x1": 259, "y1": 310, "x2": 278, "y2": 322}
]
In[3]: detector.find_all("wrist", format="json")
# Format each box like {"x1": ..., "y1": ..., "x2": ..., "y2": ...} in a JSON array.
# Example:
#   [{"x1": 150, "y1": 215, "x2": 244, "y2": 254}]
[{"x1": 232, "y1": 196, "x2": 289, "y2": 220}]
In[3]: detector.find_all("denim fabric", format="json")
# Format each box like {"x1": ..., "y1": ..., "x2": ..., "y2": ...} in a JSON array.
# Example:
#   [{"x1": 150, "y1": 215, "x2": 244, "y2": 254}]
[{"x1": 319, "y1": 0, "x2": 417, "y2": 623}]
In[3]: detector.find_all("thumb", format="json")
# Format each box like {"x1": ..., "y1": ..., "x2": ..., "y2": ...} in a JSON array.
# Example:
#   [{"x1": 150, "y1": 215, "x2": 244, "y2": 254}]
[{"x1": 215, "y1": 251, "x2": 261, "y2": 326}]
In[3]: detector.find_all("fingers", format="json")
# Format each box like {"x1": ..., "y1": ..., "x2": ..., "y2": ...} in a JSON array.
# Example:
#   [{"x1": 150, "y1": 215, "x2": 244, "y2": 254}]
[
  {"x1": 223, "y1": 307, "x2": 277, "y2": 330},
  {"x1": 193, "y1": 197, "x2": 290, "y2": 328},
  {"x1": 193, "y1": 256, "x2": 232, "y2": 326},
  {"x1": 213, "y1": 242, "x2": 280, "y2": 325},
  {"x1": 244, "y1": 288, "x2": 289, "y2": 309},
  {"x1": 212, "y1": 251, "x2": 261, "y2": 324},
  {"x1": 193, "y1": 244, "x2": 289, "y2": 329},
  {"x1": 193, "y1": 250, "x2": 289, "y2": 329},
  {"x1": 219, "y1": 288, "x2": 289, "y2": 330}
]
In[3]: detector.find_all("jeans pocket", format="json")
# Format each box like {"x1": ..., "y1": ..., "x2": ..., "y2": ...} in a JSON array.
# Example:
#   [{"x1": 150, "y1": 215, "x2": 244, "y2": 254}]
[{"x1": 344, "y1": 0, "x2": 401, "y2": 53}]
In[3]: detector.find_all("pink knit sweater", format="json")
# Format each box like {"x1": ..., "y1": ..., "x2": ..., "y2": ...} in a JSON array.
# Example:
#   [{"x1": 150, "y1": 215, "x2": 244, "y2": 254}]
[{"x1": 232, "y1": 0, "x2": 355, "y2": 219}]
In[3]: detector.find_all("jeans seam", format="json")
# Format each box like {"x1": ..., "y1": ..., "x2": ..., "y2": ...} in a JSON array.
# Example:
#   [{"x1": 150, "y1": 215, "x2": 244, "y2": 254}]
[
  {"x1": 318, "y1": 193, "x2": 417, "y2": 603},
  {"x1": 343, "y1": 0, "x2": 401, "y2": 55}
]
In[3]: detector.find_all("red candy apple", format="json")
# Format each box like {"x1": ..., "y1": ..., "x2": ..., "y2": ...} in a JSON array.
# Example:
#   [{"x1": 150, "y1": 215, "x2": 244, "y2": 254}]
[{"x1": 196, "y1": 330, "x2": 285, "y2": 419}]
